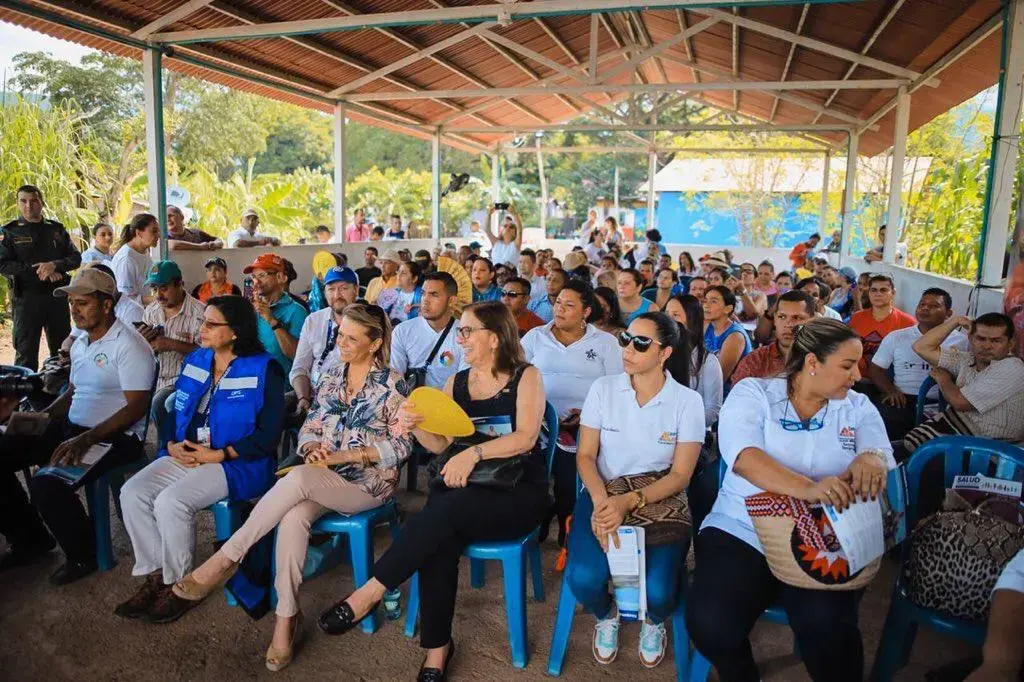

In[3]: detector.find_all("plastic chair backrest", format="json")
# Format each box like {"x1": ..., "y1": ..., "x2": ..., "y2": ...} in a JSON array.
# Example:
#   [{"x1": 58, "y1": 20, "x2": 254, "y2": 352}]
[
  {"x1": 914, "y1": 375, "x2": 947, "y2": 424},
  {"x1": 903, "y1": 436, "x2": 1024, "y2": 530},
  {"x1": 542, "y1": 401, "x2": 558, "y2": 474}
]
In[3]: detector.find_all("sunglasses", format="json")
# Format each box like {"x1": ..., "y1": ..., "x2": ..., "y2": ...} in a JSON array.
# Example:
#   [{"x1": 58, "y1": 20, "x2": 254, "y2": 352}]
[
  {"x1": 617, "y1": 331, "x2": 663, "y2": 353},
  {"x1": 501, "y1": 290, "x2": 526, "y2": 298}
]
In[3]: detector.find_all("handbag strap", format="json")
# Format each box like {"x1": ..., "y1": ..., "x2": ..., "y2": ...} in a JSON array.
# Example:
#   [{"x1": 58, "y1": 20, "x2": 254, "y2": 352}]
[{"x1": 424, "y1": 317, "x2": 455, "y2": 367}]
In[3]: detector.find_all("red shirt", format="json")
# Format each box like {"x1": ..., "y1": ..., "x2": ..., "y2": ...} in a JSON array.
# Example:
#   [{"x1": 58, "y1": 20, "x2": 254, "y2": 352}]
[
  {"x1": 849, "y1": 307, "x2": 916, "y2": 374},
  {"x1": 789, "y1": 242, "x2": 810, "y2": 268},
  {"x1": 516, "y1": 310, "x2": 545, "y2": 337},
  {"x1": 732, "y1": 341, "x2": 787, "y2": 383}
]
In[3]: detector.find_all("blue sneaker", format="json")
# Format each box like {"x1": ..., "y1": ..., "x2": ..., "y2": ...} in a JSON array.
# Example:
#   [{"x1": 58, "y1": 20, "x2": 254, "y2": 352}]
[
  {"x1": 592, "y1": 614, "x2": 620, "y2": 665},
  {"x1": 638, "y1": 620, "x2": 667, "y2": 668}
]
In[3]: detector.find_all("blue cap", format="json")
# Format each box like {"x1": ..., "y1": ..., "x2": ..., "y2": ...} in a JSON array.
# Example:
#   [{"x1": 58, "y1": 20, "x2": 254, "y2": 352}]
[
  {"x1": 469, "y1": 241, "x2": 482, "y2": 250},
  {"x1": 323, "y1": 266, "x2": 358, "y2": 286},
  {"x1": 145, "y1": 260, "x2": 182, "y2": 285},
  {"x1": 838, "y1": 265, "x2": 858, "y2": 284}
]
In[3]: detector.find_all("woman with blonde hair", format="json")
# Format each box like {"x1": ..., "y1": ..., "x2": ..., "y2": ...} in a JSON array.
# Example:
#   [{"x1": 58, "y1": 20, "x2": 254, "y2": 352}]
[{"x1": 172, "y1": 304, "x2": 411, "y2": 671}]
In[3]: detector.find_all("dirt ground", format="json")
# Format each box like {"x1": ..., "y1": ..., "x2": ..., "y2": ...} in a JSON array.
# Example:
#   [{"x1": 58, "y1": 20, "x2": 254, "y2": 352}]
[{"x1": 0, "y1": 326, "x2": 977, "y2": 681}]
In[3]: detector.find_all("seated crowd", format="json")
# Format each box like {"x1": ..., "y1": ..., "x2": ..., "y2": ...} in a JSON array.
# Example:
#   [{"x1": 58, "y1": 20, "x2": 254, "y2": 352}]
[{"x1": 2, "y1": 203, "x2": 1024, "y2": 682}]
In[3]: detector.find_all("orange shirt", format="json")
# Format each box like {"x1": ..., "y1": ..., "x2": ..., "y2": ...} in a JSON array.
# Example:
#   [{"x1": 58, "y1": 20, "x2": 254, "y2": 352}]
[
  {"x1": 516, "y1": 310, "x2": 545, "y2": 337},
  {"x1": 789, "y1": 242, "x2": 810, "y2": 268},
  {"x1": 849, "y1": 307, "x2": 916, "y2": 374}
]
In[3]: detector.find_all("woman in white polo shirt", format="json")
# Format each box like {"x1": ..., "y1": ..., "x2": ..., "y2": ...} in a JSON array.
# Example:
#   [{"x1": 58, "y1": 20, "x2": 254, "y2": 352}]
[
  {"x1": 567, "y1": 311, "x2": 705, "y2": 669},
  {"x1": 686, "y1": 318, "x2": 894, "y2": 682},
  {"x1": 521, "y1": 279, "x2": 623, "y2": 546}
]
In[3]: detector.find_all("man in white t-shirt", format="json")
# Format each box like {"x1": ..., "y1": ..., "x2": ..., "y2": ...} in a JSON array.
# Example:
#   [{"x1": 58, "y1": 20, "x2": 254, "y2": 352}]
[
  {"x1": 390, "y1": 272, "x2": 465, "y2": 390},
  {"x1": 868, "y1": 288, "x2": 966, "y2": 440},
  {"x1": 0, "y1": 268, "x2": 154, "y2": 583},
  {"x1": 484, "y1": 204, "x2": 523, "y2": 268},
  {"x1": 227, "y1": 209, "x2": 281, "y2": 248}
]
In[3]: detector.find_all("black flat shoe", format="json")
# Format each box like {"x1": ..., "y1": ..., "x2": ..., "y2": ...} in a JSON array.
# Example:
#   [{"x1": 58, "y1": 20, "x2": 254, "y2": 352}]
[
  {"x1": 49, "y1": 559, "x2": 97, "y2": 586},
  {"x1": 318, "y1": 599, "x2": 379, "y2": 636},
  {"x1": 417, "y1": 642, "x2": 455, "y2": 682}
]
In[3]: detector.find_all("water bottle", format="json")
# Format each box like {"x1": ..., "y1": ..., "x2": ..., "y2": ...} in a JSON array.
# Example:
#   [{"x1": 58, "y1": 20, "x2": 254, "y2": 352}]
[{"x1": 383, "y1": 588, "x2": 402, "y2": 620}]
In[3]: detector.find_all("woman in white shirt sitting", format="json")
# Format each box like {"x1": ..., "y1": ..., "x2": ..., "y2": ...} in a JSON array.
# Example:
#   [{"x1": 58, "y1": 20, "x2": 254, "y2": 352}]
[
  {"x1": 568, "y1": 311, "x2": 705, "y2": 669},
  {"x1": 521, "y1": 279, "x2": 623, "y2": 546},
  {"x1": 686, "y1": 318, "x2": 895, "y2": 682}
]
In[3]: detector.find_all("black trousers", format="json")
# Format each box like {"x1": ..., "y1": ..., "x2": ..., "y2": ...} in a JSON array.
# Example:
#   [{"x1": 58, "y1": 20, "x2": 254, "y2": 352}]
[
  {"x1": 373, "y1": 479, "x2": 550, "y2": 649},
  {"x1": 12, "y1": 294, "x2": 70, "y2": 371},
  {"x1": 876, "y1": 395, "x2": 918, "y2": 442},
  {"x1": 543, "y1": 444, "x2": 577, "y2": 543},
  {"x1": 0, "y1": 420, "x2": 143, "y2": 562},
  {"x1": 687, "y1": 447, "x2": 720, "y2": 543},
  {"x1": 686, "y1": 528, "x2": 865, "y2": 682}
]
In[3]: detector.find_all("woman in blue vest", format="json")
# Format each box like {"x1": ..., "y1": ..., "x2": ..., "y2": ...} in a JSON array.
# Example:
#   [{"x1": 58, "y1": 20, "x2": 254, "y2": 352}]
[
  {"x1": 116, "y1": 296, "x2": 285, "y2": 624},
  {"x1": 702, "y1": 285, "x2": 752, "y2": 382},
  {"x1": 173, "y1": 304, "x2": 411, "y2": 672}
]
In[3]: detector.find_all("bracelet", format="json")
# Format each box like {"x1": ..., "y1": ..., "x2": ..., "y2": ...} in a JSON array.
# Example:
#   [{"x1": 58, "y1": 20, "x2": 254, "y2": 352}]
[
  {"x1": 859, "y1": 450, "x2": 889, "y2": 467},
  {"x1": 360, "y1": 448, "x2": 372, "y2": 467},
  {"x1": 472, "y1": 445, "x2": 484, "y2": 463}
]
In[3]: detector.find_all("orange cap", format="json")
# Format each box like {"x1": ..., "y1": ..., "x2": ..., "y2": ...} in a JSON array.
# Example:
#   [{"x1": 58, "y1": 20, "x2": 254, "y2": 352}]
[{"x1": 243, "y1": 253, "x2": 285, "y2": 274}]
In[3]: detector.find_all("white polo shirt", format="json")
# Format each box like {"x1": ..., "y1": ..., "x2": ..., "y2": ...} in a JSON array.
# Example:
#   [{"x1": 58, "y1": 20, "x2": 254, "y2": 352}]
[
  {"x1": 994, "y1": 548, "x2": 1024, "y2": 594},
  {"x1": 390, "y1": 315, "x2": 465, "y2": 389},
  {"x1": 704, "y1": 377, "x2": 895, "y2": 553},
  {"x1": 290, "y1": 307, "x2": 342, "y2": 388},
  {"x1": 521, "y1": 323, "x2": 623, "y2": 419},
  {"x1": 490, "y1": 240, "x2": 520, "y2": 268},
  {"x1": 227, "y1": 227, "x2": 274, "y2": 247},
  {"x1": 68, "y1": 319, "x2": 156, "y2": 439},
  {"x1": 580, "y1": 371, "x2": 706, "y2": 481},
  {"x1": 110, "y1": 245, "x2": 152, "y2": 303},
  {"x1": 871, "y1": 325, "x2": 968, "y2": 396}
]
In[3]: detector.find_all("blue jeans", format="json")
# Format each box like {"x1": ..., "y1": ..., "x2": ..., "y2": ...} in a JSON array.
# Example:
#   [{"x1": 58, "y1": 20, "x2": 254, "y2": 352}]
[{"x1": 565, "y1": 489, "x2": 685, "y2": 624}]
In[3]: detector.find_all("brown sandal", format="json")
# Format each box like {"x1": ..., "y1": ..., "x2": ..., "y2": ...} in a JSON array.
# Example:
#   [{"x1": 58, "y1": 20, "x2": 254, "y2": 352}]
[
  {"x1": 266, "y1": 611, "x2": 304, "y2": 672},
  {"x1": 172, "y1": 562, "x2": 239, "y2": 602}
]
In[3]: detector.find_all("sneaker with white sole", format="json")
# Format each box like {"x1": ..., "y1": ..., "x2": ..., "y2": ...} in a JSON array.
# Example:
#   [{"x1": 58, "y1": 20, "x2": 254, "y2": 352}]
[
  {"x1": 638, "y1": 620, "x2": 667, "y2": 668},
  {"x1": 592, "y1": 614, "x2": 621, "y2": 665}
]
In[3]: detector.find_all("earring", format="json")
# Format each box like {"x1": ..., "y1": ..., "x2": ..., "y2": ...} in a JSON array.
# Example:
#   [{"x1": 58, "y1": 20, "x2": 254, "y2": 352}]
[
  {"x1": 809, "y1": 371, "x2": 816, "y2": 376},
  {"x1": 232, "y1": 336, "x2": 237, "y2": 341}
]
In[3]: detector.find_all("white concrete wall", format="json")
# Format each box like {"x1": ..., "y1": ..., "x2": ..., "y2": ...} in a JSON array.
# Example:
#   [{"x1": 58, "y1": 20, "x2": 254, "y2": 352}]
[{"x1": 867, "y1": 263, "x2": 1004, "y2": 316}]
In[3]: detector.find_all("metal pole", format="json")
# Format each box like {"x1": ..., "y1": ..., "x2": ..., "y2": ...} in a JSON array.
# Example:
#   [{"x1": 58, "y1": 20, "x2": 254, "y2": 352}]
[
  {"x1": 883, "y1": 86, "x2": 910, "y2": 265},
  {"x1": 818, "y1": 150, "x2": 831, "y2": 235},
  {"x1": 979, "y1": 0, "x2": 1024, "y2": 286},
  {"x1": 839, "y1": 132, "x2": 859, "y2": 267},
  {"x1": 614, "y1": 166, "x2": 620, "y2": 226},
  {"x1": 536, "y1": 145, "x2": 548, "y2": 237},
  {"x1": 646, "y1": 149, "x2": 657, "y2": 233},
  {"x1": 431, "y1": 129, "x2": 441, "y2": 240},
  {"x1": 491, "y1": 147, "x2": 501, "y2": 235},
  {"x1": 333, "y1": 102, "x2": 347, "y2": 243},
  {"x1": 143, "y1": 49, "x2": 168, "y2": 260}
]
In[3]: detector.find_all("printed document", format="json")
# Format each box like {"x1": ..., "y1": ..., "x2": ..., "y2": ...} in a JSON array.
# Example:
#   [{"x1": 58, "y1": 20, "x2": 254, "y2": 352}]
[
  {"x1": 823, "y1": 499, "x2": 884, "y2": 575},
  {"x1": 607, "y1": 526, "x2": 646, "y2": 622}
]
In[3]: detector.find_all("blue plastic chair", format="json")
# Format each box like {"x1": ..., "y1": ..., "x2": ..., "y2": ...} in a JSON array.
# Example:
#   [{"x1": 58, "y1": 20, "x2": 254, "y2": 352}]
[
  {"x1": 913, "y1": 376, "x2": 947, "y2": 425},
  {"x1": 89, "y1": 459, "x2": 147, "y2": 571},
  {"x1": 308, "y1": 499, "x2": 402, "y2": 634},
  {"x1": 403, "y1": 402, "x2": 559, "y2": 668},
  {"x1": 870, "y1": 436, "x2": 1024, "y2": 682}
]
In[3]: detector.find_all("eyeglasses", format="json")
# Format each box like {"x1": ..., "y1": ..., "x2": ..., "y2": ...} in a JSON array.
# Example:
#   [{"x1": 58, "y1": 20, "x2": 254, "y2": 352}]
[
  {"x1": 779, "y1": 401, "x2": 829, "y2": 431},
  {"x1": 501, "y1": 290, "x2": 526, "y2": 298},
  {"x1": 456, "y1": 325, "x2": 486, "y2": 340},
  {"x1": 200, "y1": 319, "x2": 230, "y2": 329},
  {"x1": 617, "y1": 331, "x2": 663, "y2": 353}
]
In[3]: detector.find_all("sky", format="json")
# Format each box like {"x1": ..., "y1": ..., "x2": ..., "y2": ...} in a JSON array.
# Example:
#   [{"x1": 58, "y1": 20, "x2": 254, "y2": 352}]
[{"x1": 0, "y1": 20, "x2": 96, "y2": 87}]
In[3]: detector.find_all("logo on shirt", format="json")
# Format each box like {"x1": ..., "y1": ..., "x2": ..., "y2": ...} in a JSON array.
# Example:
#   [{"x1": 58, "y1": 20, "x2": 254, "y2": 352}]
[
  {"x1": 839, "y1": 426, "x2": 856, "y2": 452},
  {"x1": 439, "y1": 350, "x2": 455, "y2": 367},
  {"x1": 657, "y1": 431, "x2": 676, "y2": 444},
  {"x1": 93, "y1": 353, "x2": 109, "y2": 368},
  {"x1": 585, "y1": 348, "x2": 598, "y2": 361}
]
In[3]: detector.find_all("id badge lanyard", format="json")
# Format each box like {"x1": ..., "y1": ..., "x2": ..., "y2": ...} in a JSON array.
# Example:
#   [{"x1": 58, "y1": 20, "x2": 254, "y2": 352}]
[
  {"x1": 197, "y1": 361, "x2": 233, "y2": 446},
  {"x1": 312, "y1": 320, "x2": 339, "y2": 386}
]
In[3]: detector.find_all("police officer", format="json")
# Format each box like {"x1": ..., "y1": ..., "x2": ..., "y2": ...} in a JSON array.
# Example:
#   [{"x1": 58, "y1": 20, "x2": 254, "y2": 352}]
[{"x1": 0, "y1": 185, "x2": 81, "y2": 370}]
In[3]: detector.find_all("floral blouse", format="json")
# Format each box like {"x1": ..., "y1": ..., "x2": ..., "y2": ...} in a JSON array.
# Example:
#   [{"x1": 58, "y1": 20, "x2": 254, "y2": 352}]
[{"x1": 297, "y1": 363, "x2": 411, "y2": 502}]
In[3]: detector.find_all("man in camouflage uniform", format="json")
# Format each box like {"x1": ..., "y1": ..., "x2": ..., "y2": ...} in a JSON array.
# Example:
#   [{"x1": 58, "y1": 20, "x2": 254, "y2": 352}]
[{"x1": 0, "y1": 185, "x2": 81, "y2": 370}]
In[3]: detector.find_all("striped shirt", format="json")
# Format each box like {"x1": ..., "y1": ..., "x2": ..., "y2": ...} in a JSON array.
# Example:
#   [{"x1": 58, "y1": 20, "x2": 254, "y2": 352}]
[{"x1": 939, "y1": 347, "x2": 1024, "y2": 441}]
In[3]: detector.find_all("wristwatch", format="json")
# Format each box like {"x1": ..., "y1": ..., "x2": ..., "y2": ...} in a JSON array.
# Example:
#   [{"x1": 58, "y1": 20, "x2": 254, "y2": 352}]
[{"x1": 633, "y1": 490, "x2": 646, "y2": 511}]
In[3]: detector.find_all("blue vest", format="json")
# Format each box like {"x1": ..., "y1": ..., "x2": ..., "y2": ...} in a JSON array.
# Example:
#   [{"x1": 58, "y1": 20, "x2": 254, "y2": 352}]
[{"x1": 170, "y1": 349, "x2": 276, "y2": 501}]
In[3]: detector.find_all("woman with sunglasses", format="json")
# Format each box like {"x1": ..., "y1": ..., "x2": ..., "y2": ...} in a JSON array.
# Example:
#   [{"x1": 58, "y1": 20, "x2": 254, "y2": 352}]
[
  {"x1": 318, "y1": 301, "x2": 550, "y2": 681},
  {"x1": 522, "y1": 279, "x2": 623, "y2": 546},
  {"x1": 568, "y1": 312, "x2": 705, "y2": 669},
  {"x1": 687, "y1": 318, "x2": 894, "y2": 682},
  {"x1": 170, "y1": 304, "x2": 411, "y2": 671},
  {"x1": 116, "y1": 296, "x2": 285, "y2": 625}
]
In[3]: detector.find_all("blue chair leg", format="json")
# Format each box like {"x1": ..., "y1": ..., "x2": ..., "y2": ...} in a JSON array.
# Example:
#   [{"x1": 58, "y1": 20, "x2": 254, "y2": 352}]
[
  {"x1": 688, "y1": 651, "x2": 712, "y2": 682},
  {"x1": 470, "y1": 558, "x2": 486, "y2": 588},
  {"x1": 404, "y1": 572, "x2": 420, "y2": 638},
  {"x1": 501, "y1": 552, "x2": 529, "y2": 668},
  {"x1": 528, "y1": 540, "x2": 544, "y2": 602},
  {"x1": 212, "y1": 502, "x2": 242, "y2": 607},
  {"x1": 546, "y1": 572, "x2": 578, "y2": 676},
  {"x1": 349, "y1": 524, "x2": 380, "y2": 634},
  {"x1": 671, "y1": 600, "x2": 691, "y2": 682},
  {"x1": 870, "y1": 594, "x2": 916, "y2": 682},
  {"x1": 87, "y1": 475, "x2": 116, "y2": 572}
]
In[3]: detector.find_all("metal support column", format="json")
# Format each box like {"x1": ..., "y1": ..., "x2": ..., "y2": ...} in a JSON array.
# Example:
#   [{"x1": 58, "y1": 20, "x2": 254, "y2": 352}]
[
  {"x1": 333, "y1": 102, "x2": 347, "y2": 243},
  {"x1": 839, "y1": 132, "x2": 859, "y2": 266},
  {"x1": 143, "y1": 49, "x2": 167, "y2": 259},
  {"x1": 536, "y1": 144, "x2": 548, "y2": 236},
  {"x1": 818, "y1": 151, "x2": 831, "y2": 235},
  {"x1": 979, "y1": 0, "x2": 1024, "y2": 286},
  {"x1": 883, "y1": 86, "x2": 910, "y2": 265},
  {"x1": 646, "y1": 149, "x2": 657, "y2": 233},
  {"x1": 431, "y1": 129, "x2": 442, "y2": 241},
  {"x1": 491, "y1": 147, "x2": 501, "y2": 234}
]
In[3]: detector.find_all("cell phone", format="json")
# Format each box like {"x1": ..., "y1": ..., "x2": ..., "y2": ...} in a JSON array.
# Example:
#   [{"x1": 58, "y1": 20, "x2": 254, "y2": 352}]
[
  {"x1": 493, "y1": 202, "x2": 510, "y2": 211},
  {"x1": 132, "y1": 321, "x2": 145, "y2": 328}
]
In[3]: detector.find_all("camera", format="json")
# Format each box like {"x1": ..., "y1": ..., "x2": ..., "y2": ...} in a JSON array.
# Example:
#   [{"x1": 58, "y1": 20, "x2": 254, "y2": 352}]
[
  {"x1": 493, "y1": 202, "x2": 510, "y2": 211},
  {"x1": 0, "y1": 370, "x2": 42, "y2": 398}
]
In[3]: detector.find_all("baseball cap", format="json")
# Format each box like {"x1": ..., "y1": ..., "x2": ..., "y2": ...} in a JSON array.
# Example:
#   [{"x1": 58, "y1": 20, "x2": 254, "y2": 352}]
[
  {"x1": 838, "y1": 265, "x2": 858, "y2": 284},
  {"x1": 54, "y1": 268, "x2": 117, "y2": 298},
  {"x1": 241, "y1": 208, "x2": 258, "y2": 218},
  {"x1": 323, "y1": 266, "x2": 358, "y2": 286},
  {"x1": 243, "y1": 253, "x2": 285, "y2": 274},
  {"x1": 468, "y1": 241, "x2": 482, "y2": 250},
  {"x1": 204, "y1": 257, "x2": 228, "y2": 269},
  {"x1": 379, "y1": 249, "x2": 401, "y2": 264},
  {"x1": 145, "y1": 260, "x2": 183, "y2": 285}
]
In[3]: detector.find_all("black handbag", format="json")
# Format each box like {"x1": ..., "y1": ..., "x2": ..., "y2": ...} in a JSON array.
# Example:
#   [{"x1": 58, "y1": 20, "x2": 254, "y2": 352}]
[
  {"x1": 404, "y1": 318, "x2": 455, "y2": 390},
  {"x1": 428, "y1": 446, "x2": 524, "y2": 491}
]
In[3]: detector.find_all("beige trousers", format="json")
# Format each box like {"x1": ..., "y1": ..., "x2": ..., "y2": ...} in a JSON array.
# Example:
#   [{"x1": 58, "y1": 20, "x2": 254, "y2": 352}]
[{"x1": 220, "y1": 464, "x2": 381, "y2": 617}]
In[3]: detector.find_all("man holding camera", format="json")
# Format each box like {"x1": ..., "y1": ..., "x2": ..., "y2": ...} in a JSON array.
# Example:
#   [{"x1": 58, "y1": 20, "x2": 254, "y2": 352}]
[
  {"x1": 0, "y1": 268, "x2": 154, "y2": 583},
  {"x1": 484, "y1": 203, "x2": 523, "y2": 268}
]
